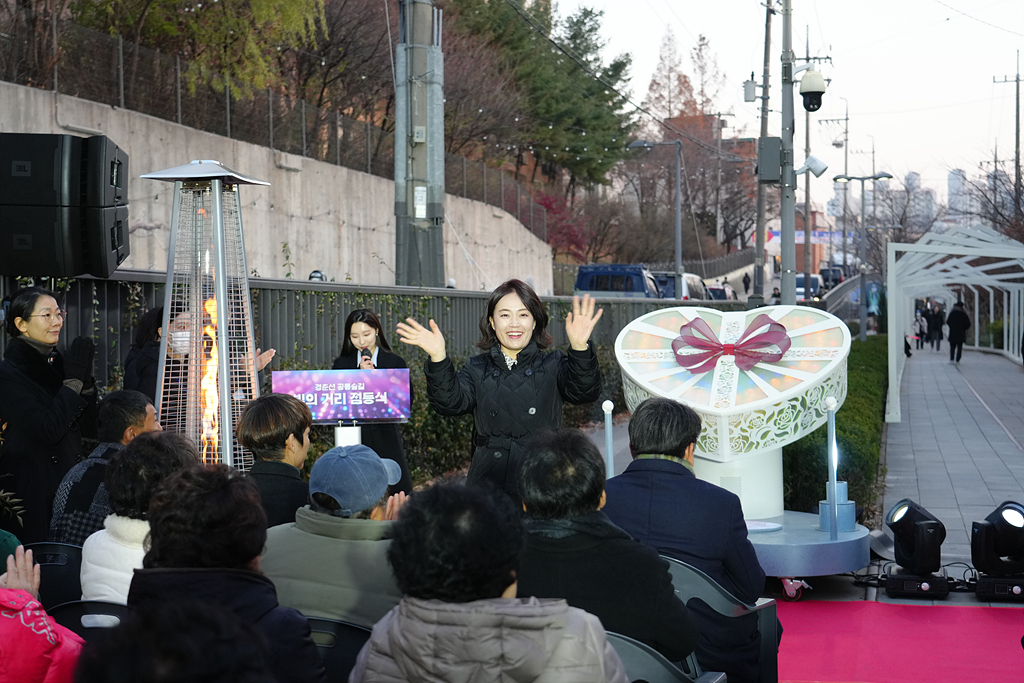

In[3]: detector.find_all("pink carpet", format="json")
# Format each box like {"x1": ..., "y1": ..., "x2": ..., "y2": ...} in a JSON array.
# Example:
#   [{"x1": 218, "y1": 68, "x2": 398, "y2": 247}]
[{"x1": 776, "y1": 600, "x2": 1023, "y2": 683}]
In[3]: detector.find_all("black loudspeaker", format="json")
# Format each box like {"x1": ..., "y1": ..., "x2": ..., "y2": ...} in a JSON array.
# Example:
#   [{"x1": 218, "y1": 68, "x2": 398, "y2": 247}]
[{"x1": 0, "y1": 133, "x2": 129, "y2": 278}]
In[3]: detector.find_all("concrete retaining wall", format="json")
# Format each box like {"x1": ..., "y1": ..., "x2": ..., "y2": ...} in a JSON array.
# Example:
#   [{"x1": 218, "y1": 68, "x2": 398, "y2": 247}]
[{"x1": 0, "y1": 82, "x2": 553, "y2": 293}]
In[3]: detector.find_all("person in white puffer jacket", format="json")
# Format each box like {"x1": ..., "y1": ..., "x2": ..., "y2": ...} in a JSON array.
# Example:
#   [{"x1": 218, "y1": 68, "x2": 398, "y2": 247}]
[{"x1": 80, "y1": 432, "x2": 199, "y2": 603}]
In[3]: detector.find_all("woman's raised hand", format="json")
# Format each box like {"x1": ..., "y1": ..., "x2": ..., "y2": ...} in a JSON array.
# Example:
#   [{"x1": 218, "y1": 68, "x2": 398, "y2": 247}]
[
  {"x1": 396, "y1": 318, "x2": 447, "y2": 363},
  {"x1": 565, "y1": 294, "x2": 603, "y2": 351}
]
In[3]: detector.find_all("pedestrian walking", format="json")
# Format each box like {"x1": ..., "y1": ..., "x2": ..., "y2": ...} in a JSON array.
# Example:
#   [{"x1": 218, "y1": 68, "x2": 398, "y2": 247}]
[
  {"x1": 929, "y1": 304, "x2": 944, "y2": 352},
  {"x1": 742, "y1": 272, "x2": 751, "y2": 295},
  {"x1": 945, "y1": 302, "x2": 971, "y2": 363},
  {"x1": 912, "y1": 311, "x2": 927, "y2": 350}
]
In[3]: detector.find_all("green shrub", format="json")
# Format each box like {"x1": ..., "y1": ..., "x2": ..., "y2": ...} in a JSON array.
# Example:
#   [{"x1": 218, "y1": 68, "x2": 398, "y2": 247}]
[
  {"x1": 401, "y1": 359, "x2": 474, "y2": 484},
  {"x1": 562, "y1": 344, "x2": 627, "y2": 428},
  {"x1": 988, "y1": 320, "x2": 1004, "y2": 349},
  {"x1": 782, "y1": 334, "x2": 887, "y2": 518}
]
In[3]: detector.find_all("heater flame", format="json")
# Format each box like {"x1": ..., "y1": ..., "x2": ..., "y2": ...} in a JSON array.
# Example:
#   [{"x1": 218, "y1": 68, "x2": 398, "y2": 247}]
[{"x1": 200, "y1": 297, "x2": 219, "y2": 464}]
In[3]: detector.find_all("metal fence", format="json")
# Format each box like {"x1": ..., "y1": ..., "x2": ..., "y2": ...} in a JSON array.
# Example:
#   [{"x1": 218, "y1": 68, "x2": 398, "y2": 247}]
[
  {"x1": 0, "y1": 272, "x2": 744, "y2": 390},
  {"x1": 0, "y1": 21, "x2": 546, "y2": 241}
]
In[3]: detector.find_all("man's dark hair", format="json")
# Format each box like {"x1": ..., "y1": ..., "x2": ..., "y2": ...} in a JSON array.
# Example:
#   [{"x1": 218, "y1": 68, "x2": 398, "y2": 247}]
[
  {"x1": 144, "y1": 464, "x2": 267, "y2": 570},
  {"x1": 97, "y1": 389, "x2": 152, "y2": 443},
  {"x1": 133, "y1": 306, "x2": 164, "y2": 348},
  {"x1": 311, "y1": 491, "x2": 388, "y2": 520},
  {"x1": 235, "y1": 394, "x2": 312, "y2": 461},
  {"x1": 4, "y1": 286, "x2": 59, "y2": 337},
  {"x1": 628, "y1": 397, "x2": 703, "y2": 459},
  {"x1": 106, "y1": 432, "x2": 201, "y2": 519},
  {"x1": 74, "y1": 599, "x2": 275, "y2": 683},
  {"x1": 477, "y1": 279, "x2": 552, "y2": 350},
  {"x1": 519, "y1": 429, "x2": 605, "y2": 519},
  {"x1": 387, "y1": 482, "x2": 523, "y2": 603}
]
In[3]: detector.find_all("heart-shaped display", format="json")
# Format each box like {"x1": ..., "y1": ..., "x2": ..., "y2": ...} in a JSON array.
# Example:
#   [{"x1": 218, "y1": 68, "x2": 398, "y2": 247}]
[{"x1": 615, "y1": 305, "x2": 850, "y2": 462}]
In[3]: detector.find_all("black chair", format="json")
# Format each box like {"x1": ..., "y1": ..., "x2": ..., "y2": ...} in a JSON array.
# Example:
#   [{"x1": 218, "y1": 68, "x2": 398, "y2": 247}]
[
  {"x1": 48, "y1": 600, "x2": 130, "y2": 640},
  {"x1": 662, "y1": 555, "x2": 779, "y2": 683},
  {"x1": 306, "y1": 617, "x2": 372, "y2": 681},
  {"x1": 606, "y1": 632, "x2": 725, "y2": 683},
  {"x1": 23, "y1": 542, "x2": 82, "y2": 610}
]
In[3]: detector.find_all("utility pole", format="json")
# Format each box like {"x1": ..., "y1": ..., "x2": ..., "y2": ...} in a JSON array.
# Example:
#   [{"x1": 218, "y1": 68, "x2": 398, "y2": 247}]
[
  {"x1": 993, "y1": 51, "x2": 1022, "y2": 226},
  {"x1": 752, "y1": 1, "x2": 774, "y2": 302},
  {"x1": 803, "y1": 27, "x2": 812, "y2": 298},
  {"x1": 780, "y1": 0, "x2": 797, "y2": 305},
  {"x1": 820, "y1": 100, "x2": 848, "y2": 272},
  {"x1": 394, "y1": 0, "x2": 445, "y2": 287}
]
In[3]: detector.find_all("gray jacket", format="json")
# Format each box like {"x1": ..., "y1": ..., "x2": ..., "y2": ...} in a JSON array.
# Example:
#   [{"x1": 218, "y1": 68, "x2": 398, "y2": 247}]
[
  {"x1": 349, "y1": 596, "x2": 628, "y2": 683},
  {"x1": 262, "y1": 506, "x2": 401, "y2": 628}
]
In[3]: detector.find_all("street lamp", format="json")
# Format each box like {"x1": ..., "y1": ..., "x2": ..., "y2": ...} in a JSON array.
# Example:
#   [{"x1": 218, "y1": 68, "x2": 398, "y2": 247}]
[
  {"x1": 833, "y1": 172, "x2": 893, "y2": 341},
  {"x1": 629, "y1": 139, "x2": 683, "y2": 300}
]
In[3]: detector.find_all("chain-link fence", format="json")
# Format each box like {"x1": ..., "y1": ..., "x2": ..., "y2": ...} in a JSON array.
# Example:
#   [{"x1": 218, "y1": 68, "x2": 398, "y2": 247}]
[{"x1": 2, "y1": 21, "x2": 545, "y2": 241}]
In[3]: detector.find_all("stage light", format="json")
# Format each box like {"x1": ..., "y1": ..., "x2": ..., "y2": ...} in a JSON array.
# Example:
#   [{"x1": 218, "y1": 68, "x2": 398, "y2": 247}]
[
  {"x1": 971, "y1": 501, "x2": 1024, "y2": 598},
  {"x1": 886, "y1": 498, "x2": 946, "y2": 575},
  {"x1": 885, "y1": 498, "x2": 949, "y2": 598}
]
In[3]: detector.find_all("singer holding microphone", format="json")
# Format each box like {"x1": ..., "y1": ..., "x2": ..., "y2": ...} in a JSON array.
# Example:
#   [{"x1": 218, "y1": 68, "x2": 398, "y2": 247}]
[{"x1": 331, "y1": 309, "x2": 413, "y2": 494}]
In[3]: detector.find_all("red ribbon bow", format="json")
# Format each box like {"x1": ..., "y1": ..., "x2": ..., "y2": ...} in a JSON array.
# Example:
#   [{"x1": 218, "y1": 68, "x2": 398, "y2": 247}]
[{"x1": 672, "y1": 314, "x2": 792, "y2": 374}]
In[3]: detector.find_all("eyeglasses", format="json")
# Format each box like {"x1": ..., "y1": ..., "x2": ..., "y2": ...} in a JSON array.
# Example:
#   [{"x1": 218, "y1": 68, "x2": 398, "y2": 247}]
[{"x1": 29, "y1": 310, "x2": 67, "y2": 324}]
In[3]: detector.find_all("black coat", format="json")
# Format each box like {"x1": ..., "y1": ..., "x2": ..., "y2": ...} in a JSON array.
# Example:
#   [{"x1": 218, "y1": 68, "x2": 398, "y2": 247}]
[
  {"x1": 517, "y1": 511, "x2": 700, "y2": 663},
  {"x1": 247, "y1": 460, "x2": 310, "y2": 528},
  {"x1": 332, "y1": 348, "x2": 412, "y2": 494},
  {"x1": 123, "y1": 340, "x2": 160, "y2": 403},
  {"x1": 0, "y1": 338, "x2": 91, "y2": 544},
  {"x1": 604, "y1": 458, "x2": 769, "y2": 683},
  {"x1": 129, "y1": 567, "x2": 326, "y2": 683},
  {"x1": 945, "y1": 308, "x2": 971, "y2": 344},
  {"x1": 424, "y1": 341, "x2": 601, "y2": 500}
]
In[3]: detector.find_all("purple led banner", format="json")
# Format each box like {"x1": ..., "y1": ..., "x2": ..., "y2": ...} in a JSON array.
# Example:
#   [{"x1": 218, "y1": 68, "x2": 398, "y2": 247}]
[{"x1": 271, "y1": 369, "x2": 412, "y2": 423}]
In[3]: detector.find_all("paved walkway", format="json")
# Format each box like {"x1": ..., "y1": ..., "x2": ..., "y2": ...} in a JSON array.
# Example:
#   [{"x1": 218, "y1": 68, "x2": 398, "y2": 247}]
[{"x1": 883, "y1": 346, "x2": 1024, "y2": 567}]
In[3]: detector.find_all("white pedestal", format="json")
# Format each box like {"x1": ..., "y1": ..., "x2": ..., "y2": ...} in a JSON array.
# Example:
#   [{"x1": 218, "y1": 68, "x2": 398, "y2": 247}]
[
  {"x1": 334, "y1": 424, "x2": 362, "y2": 447},
  {"x1": 694, "y1": 447, "x2": 783, "y2": 520}
]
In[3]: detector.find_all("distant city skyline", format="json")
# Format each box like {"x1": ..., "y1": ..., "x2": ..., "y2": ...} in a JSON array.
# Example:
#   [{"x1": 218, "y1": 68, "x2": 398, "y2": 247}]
[{"x1": 558, "y1": 0, "x2": 1024, "y2": 206}]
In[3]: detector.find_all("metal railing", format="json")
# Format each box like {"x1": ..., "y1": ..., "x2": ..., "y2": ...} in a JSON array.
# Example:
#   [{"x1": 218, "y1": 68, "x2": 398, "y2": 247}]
[
  {"x1": 0, "y1": 21, "x2": 546, "y2": 241},
  {"x1": 0, "y1": 271, "x2": 743, "y2": 390}
]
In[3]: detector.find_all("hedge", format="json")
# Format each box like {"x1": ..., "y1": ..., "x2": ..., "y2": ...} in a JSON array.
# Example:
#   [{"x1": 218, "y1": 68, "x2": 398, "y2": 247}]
[{"x1": 782, "y1": 334, "x2": 888, "y2": 517}]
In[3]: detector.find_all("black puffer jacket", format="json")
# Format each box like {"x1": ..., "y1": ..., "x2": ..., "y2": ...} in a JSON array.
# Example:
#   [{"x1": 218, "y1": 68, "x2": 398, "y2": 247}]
[
  {"x1": 0, "y1": 337, "x2": 91, "y2": 544},
  {"x1": 424, "y1": 341, "x2": 601, "y2": 500}
]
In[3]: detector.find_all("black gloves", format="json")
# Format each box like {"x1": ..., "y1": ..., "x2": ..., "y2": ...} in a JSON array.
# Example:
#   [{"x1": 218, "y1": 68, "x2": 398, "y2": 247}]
[{"x1": 63, "y1": 336, "x2": 96, "y2": 383}]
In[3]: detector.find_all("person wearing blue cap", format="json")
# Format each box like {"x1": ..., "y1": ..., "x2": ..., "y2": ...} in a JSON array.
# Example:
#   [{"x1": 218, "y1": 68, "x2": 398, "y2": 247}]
[{"x1": 260, "y1": 444, "x2": 407, "y2": 628}]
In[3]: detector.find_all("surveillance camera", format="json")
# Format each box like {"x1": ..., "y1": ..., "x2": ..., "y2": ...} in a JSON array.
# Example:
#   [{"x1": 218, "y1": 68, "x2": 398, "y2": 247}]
[
  {"x1": 795, "y1": 155, "x2": 828, "y2": 178},
  {"x1": 799, "y1": 69, "x2": 826, "y2": 112}
]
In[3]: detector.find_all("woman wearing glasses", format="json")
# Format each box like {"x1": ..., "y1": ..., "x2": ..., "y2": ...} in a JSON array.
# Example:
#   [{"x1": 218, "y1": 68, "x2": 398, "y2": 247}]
[{"x1": 0, "y1": 287, "x2": 96, "y2": 544}]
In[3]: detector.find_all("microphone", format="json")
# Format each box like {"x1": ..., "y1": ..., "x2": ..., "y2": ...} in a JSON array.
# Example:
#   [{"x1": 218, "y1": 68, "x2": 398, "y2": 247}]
[{"x1": 360, "y1": 348, "x2": 371, "y2": 359}]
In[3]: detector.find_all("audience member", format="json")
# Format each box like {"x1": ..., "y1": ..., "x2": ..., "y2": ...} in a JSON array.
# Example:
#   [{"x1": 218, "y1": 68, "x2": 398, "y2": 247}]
[
  {"x1": 0, "y1": 287, "x2": 96, "y2": 544},
  {"x1": 74, "y1": 600, "x2": 276, "y2": 683},
  {"x1": 122, "y1": 306, "x2": 163, "y2": 403},
  {"x1": 236, "y1": 393, "x2": 312, "y2": 526},
  {"x1": 79, "y1": 432, "x2": 200, "y2": 603},
  {"x1": 516, "y1": 428, "x2": 699, "y2": 663},
  {"x1": 128, "y1": 464, "x2": 326, "y2": 683},
  {"x1": 349, "y1": 482, "x2": 627, "y2": 683},
  {"x1": 262, "y1": 444, "x2": 406, "y2": 627},
  {"x1": 603, "y1": 397, "x2": 771, "y2": 683},
  {"x1": 50, "y1": 390, "x2": 162, "y2": 545},
  {"x1": 0, "y1": 545, "x2": 84, "y2": 683}
]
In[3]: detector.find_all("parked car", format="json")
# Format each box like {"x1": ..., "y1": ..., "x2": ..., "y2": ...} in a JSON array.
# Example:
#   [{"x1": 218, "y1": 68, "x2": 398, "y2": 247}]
[
  {"x1": 820, "y1": 267, "x2": 843, "y2": 289},
  {"x1": 651, "y1": 271, "x2": 709, "y2": 300},
  {"x1": 705, "y1": 283, "x2": 738, "y2": 301},
  {"x1": 795, "y1": 273, "x2": 823, "y2": 301},
  {"x1": 574, "y1": 264, "x2": 662, "y2": 298}
]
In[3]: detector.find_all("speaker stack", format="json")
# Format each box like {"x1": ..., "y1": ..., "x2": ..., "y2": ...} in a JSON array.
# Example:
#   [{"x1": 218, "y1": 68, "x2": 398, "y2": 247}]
[{"x1": 0, "y1": 133, "x2": 130, "y2": 278}]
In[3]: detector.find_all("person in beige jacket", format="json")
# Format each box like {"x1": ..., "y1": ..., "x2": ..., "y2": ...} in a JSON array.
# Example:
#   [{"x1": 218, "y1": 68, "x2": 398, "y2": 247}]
[{"x1": 349, "y1": 481, "x2": 627, "y2": 683}]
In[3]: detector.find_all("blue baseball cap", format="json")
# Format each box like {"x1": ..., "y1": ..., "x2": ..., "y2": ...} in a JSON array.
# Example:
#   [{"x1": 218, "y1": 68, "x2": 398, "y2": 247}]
[{"x1": 309, "y1": 444, "x2": 402, "y2": 517}]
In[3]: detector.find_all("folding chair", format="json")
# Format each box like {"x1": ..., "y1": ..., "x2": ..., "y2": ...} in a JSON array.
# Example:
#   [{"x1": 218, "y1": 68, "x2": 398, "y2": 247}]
[{"x1": 23, "y1": 542, "x2": 82, "y2": 611}]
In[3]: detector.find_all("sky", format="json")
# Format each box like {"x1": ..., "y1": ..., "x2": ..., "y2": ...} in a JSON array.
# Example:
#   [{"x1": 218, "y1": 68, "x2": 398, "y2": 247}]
[{"x1": 556, "y1": 0, "x2": 1024, "y2": 211}]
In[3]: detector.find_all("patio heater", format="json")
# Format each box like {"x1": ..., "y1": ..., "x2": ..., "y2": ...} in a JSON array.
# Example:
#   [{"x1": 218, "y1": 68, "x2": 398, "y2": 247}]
[{"x1": 141, "y1": 160, "x2": 268, "y2": 468}]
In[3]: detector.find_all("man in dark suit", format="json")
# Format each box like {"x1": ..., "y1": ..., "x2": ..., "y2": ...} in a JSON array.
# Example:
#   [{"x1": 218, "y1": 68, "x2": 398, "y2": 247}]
[
  {"x1": 236, "y1": 394, "x2": 312, "y2": 527},
  {"x1": 603, "y1": 397, "x2": 771, "y2": 683},
  {"x1": 516, "y1": 428, "x2": 699, "y2": 664}
]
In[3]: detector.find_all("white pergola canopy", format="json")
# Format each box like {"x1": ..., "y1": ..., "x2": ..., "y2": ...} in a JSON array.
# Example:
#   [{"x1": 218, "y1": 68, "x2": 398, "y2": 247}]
[{"x1": 886, "y1": 224, "x2": 1024, "y2": 422}]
